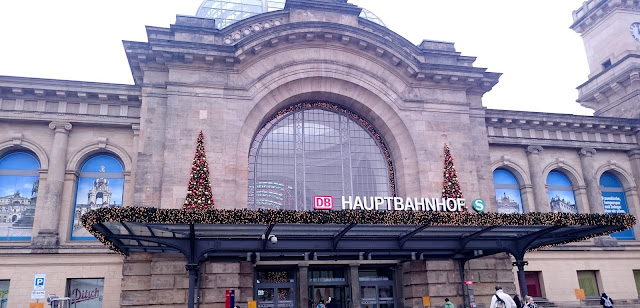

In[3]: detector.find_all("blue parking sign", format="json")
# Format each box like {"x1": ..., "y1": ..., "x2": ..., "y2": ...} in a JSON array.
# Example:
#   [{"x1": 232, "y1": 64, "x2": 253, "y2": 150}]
[{"x1": 34, "y1": 274, "x2": 46, "y2": 290}]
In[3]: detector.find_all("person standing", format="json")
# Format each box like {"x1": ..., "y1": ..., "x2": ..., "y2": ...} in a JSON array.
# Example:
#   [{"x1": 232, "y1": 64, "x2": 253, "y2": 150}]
[
  {"x1": 600, "y1": 293, "x2": 614, "y2": 308},
  {"x1": 490, "y1": 285, "x2": 517, "y2": 308},
  {"x1": 523, "y1": 296, "x2": 537, "y2": 308},
  {"x1": 445, "y1": 298, "x2": 455, "y2": 308},
  {"x1": 513, "y1": 295, "x2": 523, "y2": 308}
]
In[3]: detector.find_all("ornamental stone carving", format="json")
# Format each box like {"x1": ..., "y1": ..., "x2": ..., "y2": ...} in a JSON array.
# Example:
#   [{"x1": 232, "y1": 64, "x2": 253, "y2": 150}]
[
  {"x1": 526, "y1": 145, "x2": 543, "y2": 155},
  {"x1": 48, "y1": 122, "x2": 72, "y2": 133},
  {"x1": 579, "y1": 148, "x2": 597, "y2": 157}
]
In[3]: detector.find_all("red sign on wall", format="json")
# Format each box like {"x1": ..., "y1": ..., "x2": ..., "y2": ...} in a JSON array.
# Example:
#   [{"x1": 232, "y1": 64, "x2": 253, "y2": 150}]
[{"x1": 314, "y1": 196, "x2": 333, "y2": 210}]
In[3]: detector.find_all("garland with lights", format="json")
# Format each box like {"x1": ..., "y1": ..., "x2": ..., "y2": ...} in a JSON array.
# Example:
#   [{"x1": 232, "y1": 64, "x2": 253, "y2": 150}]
[
  {"x1": 183, "y1": 131, "x2": 214, "y2": 210},
  {"x1": 442, "y1": 144, "x2": 463, "y2": 199},
  {"x1": 82, "y1": 207, "x2": 635, "y2": 255}
]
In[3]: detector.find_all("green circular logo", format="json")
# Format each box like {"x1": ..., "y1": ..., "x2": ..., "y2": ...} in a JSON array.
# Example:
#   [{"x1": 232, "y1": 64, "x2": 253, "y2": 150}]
[{"x1": 472, "y1": 199, "x2": 485, "y2": 212}]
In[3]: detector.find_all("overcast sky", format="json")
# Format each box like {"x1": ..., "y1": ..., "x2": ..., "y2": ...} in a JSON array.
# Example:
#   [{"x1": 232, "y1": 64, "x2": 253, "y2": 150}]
[{"x1": 0, "y1": 0, "x2": 592, "y2": 115}]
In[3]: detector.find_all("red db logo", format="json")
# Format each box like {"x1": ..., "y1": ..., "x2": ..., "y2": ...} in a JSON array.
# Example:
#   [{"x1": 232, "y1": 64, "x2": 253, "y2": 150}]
[{"x1": 314, "y1": 196, "x2": 333, "y2": 210}]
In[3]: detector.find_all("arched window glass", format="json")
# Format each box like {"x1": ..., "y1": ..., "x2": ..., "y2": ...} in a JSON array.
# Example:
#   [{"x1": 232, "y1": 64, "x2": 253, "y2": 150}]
[
  {"x1": 600, "y1": 172, "x2": 634, "y2": 240},
  {"x1": 493, "y1": 169, "x2": 523, "y2": 213},
  {"x1": 72, "y1": 154, "x2": 124, "y2": 240},
  {"x1": 248, "y1": 102, "x2": 395, "y2": 210},
  {"x1": 0, "y1": 151, "x2": 40, "y2": 241},
  {"x1": 547, "y1": 171, "x2": 578, "y2": 213}
]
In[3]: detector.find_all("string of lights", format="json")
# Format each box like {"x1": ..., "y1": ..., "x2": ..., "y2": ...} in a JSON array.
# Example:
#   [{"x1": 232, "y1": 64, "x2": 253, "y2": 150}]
[{"x1": 81, "y1": 207, "x2": 636, "y2": 255}]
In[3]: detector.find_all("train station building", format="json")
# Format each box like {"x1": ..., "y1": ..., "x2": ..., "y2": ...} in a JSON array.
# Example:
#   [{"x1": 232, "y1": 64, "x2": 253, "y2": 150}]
[{"x1": 0, "y1": 0, "x2": 639, "y2": 307}]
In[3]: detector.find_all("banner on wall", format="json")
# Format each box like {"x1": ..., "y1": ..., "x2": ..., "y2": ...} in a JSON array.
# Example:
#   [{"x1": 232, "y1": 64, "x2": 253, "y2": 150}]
[{"x1": 602, "y1": 192, "x2": 635, "y2": 240}]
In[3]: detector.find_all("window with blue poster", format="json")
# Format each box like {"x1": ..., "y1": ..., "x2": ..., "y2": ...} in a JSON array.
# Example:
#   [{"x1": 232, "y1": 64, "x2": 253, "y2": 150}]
[
  {"x1": 71, "y1": 154, "x2": 124, "y2": 240},
  {"x1": 493, "y1": 169, "x2": 523, "y2": 213},
  {"x1": 547, "y1": 171, "x2": 578, "y2": 213},
  {"x1": 0, "y1": 151, "x2": 40, "y2": 241},
  {"x1": 600, "y1": 172, "x2": 634, "y2": 240}
]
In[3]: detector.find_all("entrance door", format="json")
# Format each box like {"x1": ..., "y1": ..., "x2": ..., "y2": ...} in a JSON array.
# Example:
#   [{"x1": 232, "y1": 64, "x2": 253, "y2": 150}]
[
  {"x1": 524, "y1": 272, "x2": 542, "y2": 298},
  {"x1": 311, "y1": 286, "x2": 346, "y2": 308},
  {"x1": 360, "y1": 285, "x2": 394, "y2": 308}
]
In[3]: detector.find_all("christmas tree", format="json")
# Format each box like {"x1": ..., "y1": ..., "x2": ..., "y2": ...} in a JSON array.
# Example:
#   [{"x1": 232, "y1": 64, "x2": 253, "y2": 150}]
[
  {"x1": 184, "y1": 131, "x2": 214, "y2": 210},
  {"x1": 442, "y1": 144, "x2": 463, "y2": 199}
]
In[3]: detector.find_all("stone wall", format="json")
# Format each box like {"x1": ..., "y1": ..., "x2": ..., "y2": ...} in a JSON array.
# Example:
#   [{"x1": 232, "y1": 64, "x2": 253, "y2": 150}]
[
  {"x1": 121, "y1": 253, "x2": 252, "y2": 308},
  {"x1": 402, "y1": 253, "x2": 515, "y2": 308}
]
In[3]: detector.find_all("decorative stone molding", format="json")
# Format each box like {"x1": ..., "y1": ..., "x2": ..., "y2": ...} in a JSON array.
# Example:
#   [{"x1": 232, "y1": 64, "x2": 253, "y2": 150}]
[
  {"x1": 526, "y1": 146, "x2": 544, "y2": 155},
  {"x1": 223, "y1": 17, "x2": 286, "y2": 45},
  {"x1": 48, "y1": 122, "x2": 72, "y2": 134},
  {"x1": 132, "y1": 124, "x2": 140, "y2": 136},
  {"x1": 579, "y1": 148, "x2": 597, "y2": 157},
  {"x1": 97, "y1": 137, "x2": 108, "y2": 149},
  {"x1": 11, "y1": 133, "x2": 23, "y2": 145}
]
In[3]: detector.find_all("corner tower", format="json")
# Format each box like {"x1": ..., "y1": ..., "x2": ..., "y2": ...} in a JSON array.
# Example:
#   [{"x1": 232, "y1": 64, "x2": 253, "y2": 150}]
[{"x1": 571, "y1": 0, "x2": 640, "y2": 117}]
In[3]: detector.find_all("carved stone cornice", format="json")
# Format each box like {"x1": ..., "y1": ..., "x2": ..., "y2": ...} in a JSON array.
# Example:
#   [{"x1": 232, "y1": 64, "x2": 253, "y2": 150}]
[
  {"x1": 526, "y1": 146, "x2": 544, "y2": 155},
  {"x1": 579, "y1": 148, "x2": 597, "y2": 157},
  {"x1": 570, "y1": 0, "x2": 638, "y2": 34},
  {"x1": 49, "y1": 122, "x2": 72, "y2": 134}
]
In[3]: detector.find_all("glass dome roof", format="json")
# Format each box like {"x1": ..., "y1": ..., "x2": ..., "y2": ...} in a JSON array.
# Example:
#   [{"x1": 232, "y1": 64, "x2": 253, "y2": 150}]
[{"x1": 196, "y1": 0, "x2": 385, "y2": 30}]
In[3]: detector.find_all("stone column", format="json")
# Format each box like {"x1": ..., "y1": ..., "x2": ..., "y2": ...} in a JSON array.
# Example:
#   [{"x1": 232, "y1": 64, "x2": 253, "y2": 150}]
[
  {"x1": 579, "y1": 148, "x2": 602, "y2": 213},
  {"x1": 626, "y1": 150, "x2": 640, "y2": 240},
  {"x1": 349, "y1": 263, "x2": 360, "y2": 308},
  {"x1": 298, "y1": 263, "x2": 309, "y2": 308},
  {"x1": 33, "y1": 122, "x2": 72, "y2": 247},
  {"x1": 526, "y1": 146, "x2": 547, "y2": 212}
]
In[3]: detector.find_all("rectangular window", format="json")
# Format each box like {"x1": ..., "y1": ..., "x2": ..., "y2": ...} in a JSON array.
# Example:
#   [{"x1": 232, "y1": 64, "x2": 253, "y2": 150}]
[
  {"x1": 524, "y1": 272, "x2": 542, "y2": 298},
  {"x1": 634, "y1": 270, "x2": 640, "y2": 296},
  {"x1": 577, "y1": 271, "x2": 599, "y2": 297},
  {"x1": 602, "y1": 59, "x2": 612, "y2": 69},
  {"x1": 0, "y1": 280, "x2": 9, "y2": 308},
  {"x1": 66, "y1": 278, "x2": 104, "y2": 308}
]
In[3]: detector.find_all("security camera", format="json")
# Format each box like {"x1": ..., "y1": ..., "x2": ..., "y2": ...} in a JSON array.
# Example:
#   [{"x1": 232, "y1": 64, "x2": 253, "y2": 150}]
[{"x1": 268, "y1": 235, "x2": 278, "y2": 244}]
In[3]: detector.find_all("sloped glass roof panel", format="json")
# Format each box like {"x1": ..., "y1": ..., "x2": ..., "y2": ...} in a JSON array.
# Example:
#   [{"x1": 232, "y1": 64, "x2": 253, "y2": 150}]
[{"x1": 195, "y1": 0, "x2": 386, "y2": 29}]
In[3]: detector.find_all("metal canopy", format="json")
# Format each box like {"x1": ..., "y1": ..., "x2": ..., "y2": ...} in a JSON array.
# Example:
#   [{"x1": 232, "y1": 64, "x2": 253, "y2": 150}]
[
  {"x1": 84, "y1": 208, "x2": 635, "y2": 308},
  {"x1": 94, "y1": 222, "x2": 622, "y2": 262}
]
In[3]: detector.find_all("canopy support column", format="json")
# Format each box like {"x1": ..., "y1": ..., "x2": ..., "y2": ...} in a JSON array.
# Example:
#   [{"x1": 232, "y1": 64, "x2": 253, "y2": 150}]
[
  {"x1": 458, "y1": 259, "x2": 469, "y2": 308},
  {"x1": 186, "y1": 263, "x2": 200, "y2": 308},
  {"x1": 186, "y1": 224, "x2": 200, "y2": 308},
  {"x1": 512, "y1": 252, "x2": 529, "y2": 298}
]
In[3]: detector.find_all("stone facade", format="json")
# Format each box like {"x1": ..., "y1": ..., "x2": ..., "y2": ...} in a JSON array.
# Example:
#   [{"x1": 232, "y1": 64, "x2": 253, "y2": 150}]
[{"x1": 0, "y1": 0, "x2": 639, "y2": 308}]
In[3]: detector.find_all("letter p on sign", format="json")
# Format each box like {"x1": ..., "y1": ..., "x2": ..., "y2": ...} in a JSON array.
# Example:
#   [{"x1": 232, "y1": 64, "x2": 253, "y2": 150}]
[{"x1": 314, "y1": 196, "x2": 333, "y2": 210}]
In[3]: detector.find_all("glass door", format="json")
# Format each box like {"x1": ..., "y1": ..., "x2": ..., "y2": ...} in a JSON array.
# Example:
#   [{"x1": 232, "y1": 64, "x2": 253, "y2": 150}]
[
  {"x1": 309, "y1": 268, "x2": 349, "y2": 308},
  {"x1": 359, "y1": 267, "x2": 395, "y2": 308},
  {"x1": 256, "y1": 269, "x2": 296, "y2": 308}
]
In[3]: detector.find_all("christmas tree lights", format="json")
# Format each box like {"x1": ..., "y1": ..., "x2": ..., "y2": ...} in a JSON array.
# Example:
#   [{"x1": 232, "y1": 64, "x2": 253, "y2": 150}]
[
  {"x1": 442, "y1": 144, "x2": 463, "y2": 199},
  {"x1": 183, "y1": 131, "x2": 215, "y2": 210}
]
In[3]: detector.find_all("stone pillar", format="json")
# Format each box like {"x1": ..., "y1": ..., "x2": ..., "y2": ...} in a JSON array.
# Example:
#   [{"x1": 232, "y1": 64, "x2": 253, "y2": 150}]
[
  {"x1": 349, "y1": 263, "x2": 360, "y2": 308},
  {"x1": 626, "y1": 150, "x2": 640, "y2": 240},
  {"x1": 525, "y1": 146, "x2": 547, "y2": 212},
  {"x1": 579, "y1": 148, "x2": 602, "y2": 213},
  {"x1": 33, "y1": 122, "x2": 72, "y2": 247},
  {"x1": 298, "y1": 263, "x2": 309, "y2": 308}
]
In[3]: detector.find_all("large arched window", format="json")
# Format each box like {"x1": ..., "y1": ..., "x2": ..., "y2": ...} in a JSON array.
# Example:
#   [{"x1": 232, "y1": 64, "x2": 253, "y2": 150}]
[
  {"x1": 249, "y1": 102, "x2": 395, "y2": 210},
  {"x1": 493, "y1": 169, "x2": 523, "y2": 213},
  {"x1": 72, "y1": 154, "x2": 124, "y2": 240},
  {"x1": 0, "y1": 151, "x2": 40, "y2": 241},
  {"x1": 547, "y1": 170, "x2": 578, "y2": 213},
  {"x1": 600, "y1": 172, "x2": 634, "y2": 240}
]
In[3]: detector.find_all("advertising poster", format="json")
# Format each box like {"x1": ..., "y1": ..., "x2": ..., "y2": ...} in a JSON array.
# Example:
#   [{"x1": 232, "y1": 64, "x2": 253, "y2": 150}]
[
  {"x1": 68, "y1": 278, "x2": 104, "y2": 308},
  {"x1": 602, "y1": 192, "x2": 635, "y2": 240}
]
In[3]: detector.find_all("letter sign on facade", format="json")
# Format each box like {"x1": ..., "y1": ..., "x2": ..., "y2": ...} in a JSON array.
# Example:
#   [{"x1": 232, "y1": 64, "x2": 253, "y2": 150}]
[{"x1": 314, "y1": 196, "x2": 333, "y2": 210}]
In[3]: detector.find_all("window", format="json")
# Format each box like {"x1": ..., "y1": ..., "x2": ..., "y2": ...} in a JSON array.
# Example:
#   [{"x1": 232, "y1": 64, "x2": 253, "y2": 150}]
[
  {"x1": 0, "y1": 151, "x2": 40, "y2": 241},
  {"x1": 72, "y1": 154, "x2": 124, "y2": 240},
  {"x1": 547, "y1": 171, "x2": 577, "y2": 213},
  {"x1": 602, "y1": 59, "x2": 612, "y2": 69},
  {"x1": 577, "y1": 271, "x2": 600, "y2": 297},
  {"x1": 249, "y1": 103, "x2": 394, "y2": 210},
  {"x1": 360, "y1": 267, "x2": 395, "y2": 308},
  {"x1": 600, "y1": 172, "x2": 634, "y2": 240},
  {"x1": 524, "y1": 272, "x2": 542, "y2": 298},
  {"x1": 493, "y1": 169, "x2": 524, "y2": 213},
  {"x1": 256, "y1": 269, "x2": 295, "y2": 308},
  {"x1": 634, "y1": 270, "x2": 640, "y2": 296},
  {"x1": 67, "y1": 278, "x2": 104, "y2": 307},
  {"x1": 0, "y1": 280, "x2": 9, "y2": 308}
]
